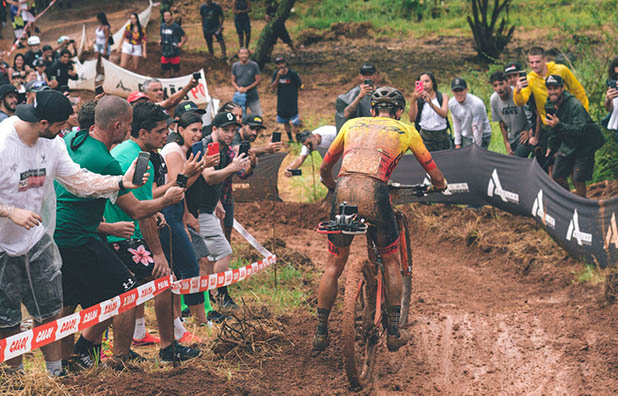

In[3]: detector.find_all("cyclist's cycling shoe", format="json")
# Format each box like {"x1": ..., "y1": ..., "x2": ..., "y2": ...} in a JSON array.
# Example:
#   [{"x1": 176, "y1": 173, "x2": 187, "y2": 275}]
[
  {"x1": 311, "y1": 332, "x2": 329, "y2": 356},
  {"x1": 317, "y1": 220, "x2": 341, "y2": 234},
  {"x1": 341, "y1": 219, "x2": 368, "y2": 235},
  {"x1": 386, "y1": 329, "x2": 410, "y2": 352}
]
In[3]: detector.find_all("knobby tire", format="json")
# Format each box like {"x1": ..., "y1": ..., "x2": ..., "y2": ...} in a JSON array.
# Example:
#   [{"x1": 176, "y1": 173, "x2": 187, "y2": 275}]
[{"x1": 342, "y1": 259, "x2": 378, "y2": 390}]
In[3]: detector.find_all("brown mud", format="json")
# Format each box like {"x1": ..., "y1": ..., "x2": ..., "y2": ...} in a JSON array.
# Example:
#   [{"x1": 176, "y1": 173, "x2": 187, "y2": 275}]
[{"x1": 63, "y1": 201, "x2": 618, "y2": 396}]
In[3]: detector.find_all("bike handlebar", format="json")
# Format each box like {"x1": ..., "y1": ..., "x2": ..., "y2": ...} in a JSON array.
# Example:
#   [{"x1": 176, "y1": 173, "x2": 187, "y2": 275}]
[{"x1": 387, "y1": 182, "x2": 431, "y2": 197}]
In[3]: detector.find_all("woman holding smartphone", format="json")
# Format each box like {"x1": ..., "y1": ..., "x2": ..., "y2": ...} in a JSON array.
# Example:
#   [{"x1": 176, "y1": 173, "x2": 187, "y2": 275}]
[
  {"x1": 408, "y1": 72, "x2": 451, "y2": 151},
  {"x1": 159, "y1": 112, "x2": 225, "y2": 326}
]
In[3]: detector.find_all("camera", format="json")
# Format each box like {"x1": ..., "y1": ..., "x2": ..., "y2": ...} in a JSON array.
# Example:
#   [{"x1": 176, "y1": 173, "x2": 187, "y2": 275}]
[
  {"x1": 363, "y1": 79, "x2": 372, "y2": 86},
  {"x1": 607, "y1": 80, "x2": 617, "y2": 89},
  {"x1": 193, "y1": 72, "x2": 200, "y2": 81}
]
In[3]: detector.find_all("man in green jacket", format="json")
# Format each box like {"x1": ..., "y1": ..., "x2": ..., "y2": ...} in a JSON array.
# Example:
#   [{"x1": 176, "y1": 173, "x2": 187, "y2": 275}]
[{"x1": 544, "y1": 74, "x2": 604, "y2": 198}]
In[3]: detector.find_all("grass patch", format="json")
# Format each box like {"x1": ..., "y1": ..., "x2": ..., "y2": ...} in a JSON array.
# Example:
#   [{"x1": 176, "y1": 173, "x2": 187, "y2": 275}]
[
  {"x1": 228, "y1": 253, "x2": 313, "y2": 314},
  {"x1": 573, "y1": 262, "x2": 605, "y2": 284}
]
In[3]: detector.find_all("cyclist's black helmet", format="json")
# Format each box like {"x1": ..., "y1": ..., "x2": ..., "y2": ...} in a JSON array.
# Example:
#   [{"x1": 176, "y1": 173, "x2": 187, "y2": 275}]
[{"x1": 370, "y1": 86, "x2": 406, "y2": 111}]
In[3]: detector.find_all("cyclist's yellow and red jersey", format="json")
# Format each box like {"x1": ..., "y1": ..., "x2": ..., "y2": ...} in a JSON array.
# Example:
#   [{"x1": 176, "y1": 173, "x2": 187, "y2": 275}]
[{"x1": 322, "y1": 116, "x2": 437, "y2": 183}]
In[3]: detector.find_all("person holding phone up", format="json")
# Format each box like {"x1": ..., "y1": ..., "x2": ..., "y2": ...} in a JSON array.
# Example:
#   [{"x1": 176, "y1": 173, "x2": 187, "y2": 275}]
[
  {"x1": 544, "y1": 75, "x2": 605, "y2": 198},
  {"x1": 342, "y1": 62, "x2": 379, "y2": 122},
  {"x1": 284, "y1": 125, "x2": 336, "y2": 177},
  {"x1": 408, "y1": 72, "x2": 451, "y2": 151},
  {"x1": 604, "y1": 57, "x2": 618, "y2": 131},
  {"x1": 185, "y1": 112, "x2": 253, "y2": 312}
]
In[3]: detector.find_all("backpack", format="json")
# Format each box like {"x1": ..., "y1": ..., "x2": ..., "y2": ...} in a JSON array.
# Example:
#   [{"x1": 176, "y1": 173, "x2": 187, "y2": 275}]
[{"x1": 414, "y1": 91, "x2": 451, "y2": 133}]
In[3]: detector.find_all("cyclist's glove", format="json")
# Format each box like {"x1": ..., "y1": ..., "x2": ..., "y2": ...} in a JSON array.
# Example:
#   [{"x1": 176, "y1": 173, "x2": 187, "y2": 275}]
[{"x1": 427, "y1": 178, "x2": 447, "y2": 193}]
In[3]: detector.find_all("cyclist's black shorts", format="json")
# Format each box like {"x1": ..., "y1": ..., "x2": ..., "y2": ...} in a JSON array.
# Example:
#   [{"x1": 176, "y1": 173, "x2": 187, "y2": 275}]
[{"x1": 328, "y1": 175, "x2": 399, "y2": 252}]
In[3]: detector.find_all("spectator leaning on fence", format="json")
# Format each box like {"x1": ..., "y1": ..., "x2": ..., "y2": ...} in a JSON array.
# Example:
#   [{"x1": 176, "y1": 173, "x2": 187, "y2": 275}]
[
  {"x1": 489, "y1": 71, "x2": 534, "y2": 157},
  {"x1": 504, "y1": 62, "x2": 540, "y2": 150},
  {"x1": 448, "y1": 77, "x2": 492, "y2": 149},
  {"x1": 285, "y1": 125, "x2": 337, "y2": 176},
  {"x1": 544, "y1": 75, "x2": 605, "y2": 198},
  {"x1": 0, "y1": 90, "x2": 144, "y2": 376}
]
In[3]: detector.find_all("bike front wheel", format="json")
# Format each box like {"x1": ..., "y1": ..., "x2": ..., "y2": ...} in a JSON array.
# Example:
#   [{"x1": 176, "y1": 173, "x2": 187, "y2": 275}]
[{"x1": 342, "y1": 259, "x2": 379, "y2": 390}]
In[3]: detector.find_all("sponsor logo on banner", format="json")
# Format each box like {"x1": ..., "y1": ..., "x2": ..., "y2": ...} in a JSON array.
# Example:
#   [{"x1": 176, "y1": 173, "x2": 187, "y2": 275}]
[
  {"x1": 32, "y1": 323, "x2": 57, "y2": 349},
  {"x1": 99, "y1": 297, "x2": 121, "y2": 321},
  {"x1": 239, "y1": 266, "x2": 247, "y2": 280},
  {"x1": 56, "y1": 314, "x2": 80, "y2": 340},
  {"x1": 225, "y1": 270, "x2": 232, "y2": 285},
  {"x1": 155, "y1": 277, "x2": 170, "y2": 291},
  {"x1": 5, "y1": 330, "x2": 32, "y2": 361},
  {"x1": 604, "y1": 213, "x2": 618, "y2": 250},
  {"x1": 80, "y1": 306, "x2": 100, "y2": 330},
  {"x1": 233, "y1": 269, "x2": 240, "y2": 281},
  {"x1": 566, "y1": 209, "x2": 592, "y2": 246},
  {"x1": 209, "y1": 274, "x2": 217, "y2": 289},
  {"x1": 531, "y1": 189, "x2": 556, "y2": 229},
  {"x1": 487, "y1": 169, "x2": 519, "y2": 204}
]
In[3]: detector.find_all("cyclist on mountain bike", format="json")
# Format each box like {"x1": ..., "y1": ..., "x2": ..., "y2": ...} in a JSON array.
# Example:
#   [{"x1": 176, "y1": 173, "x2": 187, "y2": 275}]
[{"x1": 314, "y1": 86, "x2": 447, "y2": 354}]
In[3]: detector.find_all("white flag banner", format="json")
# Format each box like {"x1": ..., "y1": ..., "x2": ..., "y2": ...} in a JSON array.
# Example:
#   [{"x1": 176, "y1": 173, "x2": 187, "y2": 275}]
[
  {"x1": 69, "y1": 57, "x2": 97, "y2": 91},
  {"x1": 111, "y1": 0, "x2": 154, "y2": 52},
  {"x1": 77, "y1": 24, "x2": 87, "y2": 58},
  {"x1": 101, "y1": 58, "x2": 211, "y2": 105}
]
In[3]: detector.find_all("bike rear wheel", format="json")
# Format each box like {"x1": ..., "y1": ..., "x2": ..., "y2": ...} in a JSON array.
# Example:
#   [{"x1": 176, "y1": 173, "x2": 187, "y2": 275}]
[
  {"x1": 342, "y1": 259, "x2": 379, "y2": 389},
  {"x1": 398, "y1": 213, "x2": 413, "y2": 327}
]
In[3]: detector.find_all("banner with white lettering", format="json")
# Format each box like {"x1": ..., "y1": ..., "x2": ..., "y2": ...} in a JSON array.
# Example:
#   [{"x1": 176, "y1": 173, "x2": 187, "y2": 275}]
[
  {"x1": 111, "y1": 0, "x2": 154, "y2": 52},
  {"x1": 101, "y1": 58, "x2": 211, "y2": 106},
  {"x1": 379, "y1": 144, "x2": 618, "y2": 268},
  {"x1": 69, "y1": 57, "x2": 97, "y2": 91}
]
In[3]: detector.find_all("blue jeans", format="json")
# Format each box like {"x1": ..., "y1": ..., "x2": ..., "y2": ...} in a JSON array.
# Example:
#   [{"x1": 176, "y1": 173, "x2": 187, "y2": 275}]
[{"x1": 160, "y1": 201, "x2": 204, "y2": 306}]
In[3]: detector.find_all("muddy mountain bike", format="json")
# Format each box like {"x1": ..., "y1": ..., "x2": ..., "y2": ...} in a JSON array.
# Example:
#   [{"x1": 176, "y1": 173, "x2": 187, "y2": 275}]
[{"x1": 320, "y1": 183, "x2": 430, "y2": 389}]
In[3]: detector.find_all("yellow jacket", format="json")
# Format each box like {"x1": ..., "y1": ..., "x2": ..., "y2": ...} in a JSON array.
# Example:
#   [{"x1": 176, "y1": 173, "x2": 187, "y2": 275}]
[{"x1": 513, "y1": 61, "x2": 588, "y2": 125}]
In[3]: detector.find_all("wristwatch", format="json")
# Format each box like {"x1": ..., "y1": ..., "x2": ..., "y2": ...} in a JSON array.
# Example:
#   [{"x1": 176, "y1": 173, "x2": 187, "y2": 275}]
[{"x1": 118, "y1": 177, "x2": 126, "y2": 191}]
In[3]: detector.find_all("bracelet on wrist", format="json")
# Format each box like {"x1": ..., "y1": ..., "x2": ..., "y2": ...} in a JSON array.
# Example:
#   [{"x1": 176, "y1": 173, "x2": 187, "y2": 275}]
[{"x1": 118, "y1": 177, "x2": 125, "y2": 191}]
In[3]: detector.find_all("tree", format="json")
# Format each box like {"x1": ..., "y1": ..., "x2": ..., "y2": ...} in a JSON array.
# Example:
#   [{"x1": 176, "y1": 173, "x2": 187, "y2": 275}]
[
  {"x1": 254, "y1": 0, "x2": 296, "y2": 69},
  {"x1": 466, "y1": 0, "x2": 515, "y2": 62}
]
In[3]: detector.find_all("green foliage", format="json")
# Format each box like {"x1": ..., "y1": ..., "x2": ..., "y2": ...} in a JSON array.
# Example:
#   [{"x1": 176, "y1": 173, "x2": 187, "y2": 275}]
[
  {"x1": 290, "y1": 150, "x2": 328, "y2": 203},
  {"x1": 573, "y1": 261, "x2": 605, "y2": 284}
]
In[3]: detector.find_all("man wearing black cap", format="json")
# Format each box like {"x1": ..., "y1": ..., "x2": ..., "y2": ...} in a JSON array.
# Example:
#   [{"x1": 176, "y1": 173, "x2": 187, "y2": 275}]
[
  {"x1": 235, "y1": 113, "x2": 282, "y2": 155},
  {"x1": 448, "y1": 77, "x2": 492, "y2": 149},
  {"x1": 270, "y1": 56, "x2": 302, "y2": 142},
  {"x1": 340, "y1": 62, "x2": 379, "y2": 126},
  {"x1": 489, "y1": 71, "x2": 533, "y2": 157},
  {"x1": 544, "y1": 75, "x2": 604, "y2": 198},
  {"x1": 0, "y1": 90, "x2": 147, "y2": 376},
  {"x1": 186, "y1": 111, "x2": 252, "y2": 311},
  {"x1": 0, "y1": 84, "x2": 18, "y2": 122}
]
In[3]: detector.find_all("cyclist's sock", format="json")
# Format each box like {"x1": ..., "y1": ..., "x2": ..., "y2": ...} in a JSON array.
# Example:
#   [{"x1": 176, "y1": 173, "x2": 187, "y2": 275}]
[
  {"x1": 316, "y1": 308, "x2": 330, "y2": 335},
  {"x1": 386, "y1": 305, "x2": 401, "y2": 337}
]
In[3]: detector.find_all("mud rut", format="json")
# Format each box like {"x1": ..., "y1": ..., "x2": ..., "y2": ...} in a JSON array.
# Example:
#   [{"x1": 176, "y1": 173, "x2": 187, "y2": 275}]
[{"x1": 69, "y1": 202, "x2": 618, "y2": 396}]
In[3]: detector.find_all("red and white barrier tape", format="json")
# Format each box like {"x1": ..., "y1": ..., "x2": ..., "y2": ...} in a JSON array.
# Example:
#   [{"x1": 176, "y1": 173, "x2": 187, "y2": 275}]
[
  {"x1": 171, "y1": 255, "x2": 276, "y2": 295},
  {"x1": 0, "y1": 275, "x2": 171, "y2": 363},
  {"x1": 0, "y1": 220, "x2": 274, "y2": 363}
]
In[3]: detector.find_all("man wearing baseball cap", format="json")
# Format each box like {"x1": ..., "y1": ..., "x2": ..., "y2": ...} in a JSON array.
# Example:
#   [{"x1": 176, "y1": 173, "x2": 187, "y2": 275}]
[
  {"x1": 338, "y1": 62, "x2": 379, "y2": 129},
  {"x1": 0, "y1": 84, "x2": 18, "y2": 122},
  {"x1": 24, "y1": 36, "x2": 42, "y2": 68},
  {"x1": 544, "y1": 74, "x2": 604, "y2": 198},
  {"x1": 174, "y1": 101, "x2": 206, "y2": 118},
  {"x1": 0, "y1": 90, "x2": 148, "y2": 376},
  {"x1": 127, "y1": 91, "x2": 150, "y2": 105},
  {"x1": 185, "y1": 111, "x2": 252, "y2": 312},
  {"x1": 448, "y1": 77, "x2": 492, "y2": 149}
]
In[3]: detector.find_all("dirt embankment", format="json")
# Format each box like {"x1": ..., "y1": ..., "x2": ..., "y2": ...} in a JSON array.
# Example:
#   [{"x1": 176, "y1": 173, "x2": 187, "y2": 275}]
[{"x1": 63, "y1": 201, "x2": 618, "y2": 396}]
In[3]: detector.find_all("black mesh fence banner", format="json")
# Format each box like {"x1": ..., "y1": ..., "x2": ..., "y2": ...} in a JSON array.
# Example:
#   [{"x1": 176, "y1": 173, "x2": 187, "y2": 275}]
[{"x1": 233, "y1": 145, "x2": 618, "y2": 267}]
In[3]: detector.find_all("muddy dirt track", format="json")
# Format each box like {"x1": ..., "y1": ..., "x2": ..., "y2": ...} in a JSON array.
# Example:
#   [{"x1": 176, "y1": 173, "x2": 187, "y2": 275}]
[{"x1": 63, "y1": 201, "x2": 618, "y2": 396}]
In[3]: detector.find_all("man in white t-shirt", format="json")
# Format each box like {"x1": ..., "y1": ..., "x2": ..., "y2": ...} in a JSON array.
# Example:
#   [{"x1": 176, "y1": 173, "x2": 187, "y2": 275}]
[
  {"x1": 448, "y1": 78, "x2": 492, "y2": 149},
  {"x1": 0, "y1": 90, "x2": 145, "y2": 376},
  {"x1": 284, "y1": 125, "x2": 336, "y2": 176}
]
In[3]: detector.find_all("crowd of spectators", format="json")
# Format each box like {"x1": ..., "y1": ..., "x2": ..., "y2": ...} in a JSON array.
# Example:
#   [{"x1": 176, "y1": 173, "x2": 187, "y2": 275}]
[{"x1": 0, "y1": 0, "x2": 614, "y2": 380}]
